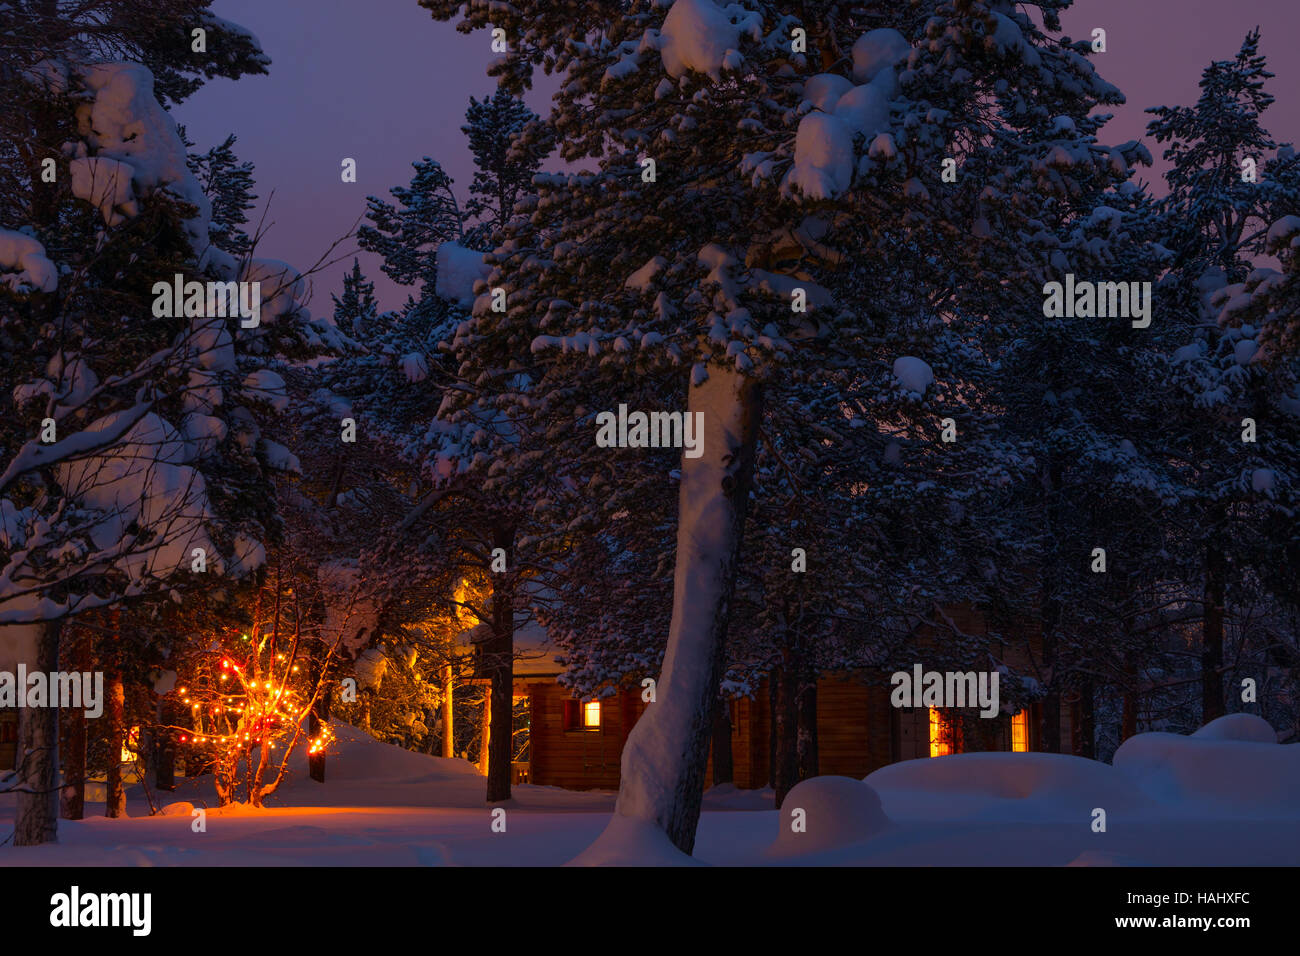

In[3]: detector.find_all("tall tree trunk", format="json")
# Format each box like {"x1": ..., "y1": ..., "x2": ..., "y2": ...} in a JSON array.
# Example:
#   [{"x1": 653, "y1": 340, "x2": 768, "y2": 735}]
[
  {"x1": 1040, "y1": 606, "x2": 1063, "y2": 753},
  {"x1": 1202, "y1": 537, "x2": 1227, "y2": 725},
  {"x1": 613, "y1": 370, "x2": 762, "y2": 853},
  {"x1": 767, "y1": 673, "x2": 778, "y2": 789},
  {"x1": 441, "y1": 664, "x2": 455, "y2": 758},
  {"x1": 1038, "y1": 457, "x2": 1064, "y2": 754},
  {"x1": 105, "y1": 668, "x2": 127, "y2": 818},
  {"x1": 485, "y1": 522, "x2": 515, "y2": 803},
  {"x1": 710, "y1": 701, "x2": 733, "y2": 786},
  {"x1": 1073, "y1": 681, "x2": 1096, "y2": 759},
  {"x1": 1121, "y1": 660, "x2": 1139, "y2": 742},
  {"x1": 60, "y1": 627, "x2": 87, "y2": 819},
  {"x1": 359, "y1": 690, "x2": 371, "y2": 731},
  {"x1": 60, "y1": 704, "x2": 85, "y2": 820},
  {"x1": 772, "y1": 662, "x2": 798, "y2": 808},
  {"x1": 154, "y1": 696, "x2": 175, "y2": 792},
  {"x1": 796, "y1": 672, "x2": 819, "y2": 782},
  {"x1": 478, "y1": 688, "x2": 491, "y2": 775},
  {"x1": 14, "y1": 620, "x2": 61, "y2": 846}
]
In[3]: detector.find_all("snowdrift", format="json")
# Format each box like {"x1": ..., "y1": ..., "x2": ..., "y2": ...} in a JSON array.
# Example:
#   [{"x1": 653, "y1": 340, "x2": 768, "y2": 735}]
[
  {"x1": 770, "y1": 776, "x2": 890, "y2": 856},
  {"x1": 1114, "y1": 715, "x2": 1298, "y2": 815},
  {"x1": 866, "y1": 751, "x2": 1156, "y2": 822}
]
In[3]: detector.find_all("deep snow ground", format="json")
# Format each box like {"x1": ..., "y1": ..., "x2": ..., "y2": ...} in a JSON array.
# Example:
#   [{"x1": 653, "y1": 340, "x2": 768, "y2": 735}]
[{"x1": 2, "y1": 716, "x2": 1296, "y2": 866}]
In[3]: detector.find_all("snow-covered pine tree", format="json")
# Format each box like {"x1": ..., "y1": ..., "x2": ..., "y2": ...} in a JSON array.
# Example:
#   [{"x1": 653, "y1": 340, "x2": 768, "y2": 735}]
[
  {"x1": 0, "y1": 3, "x2": 336, "y2": 845},
  {"x1": 461, "y1": 90, "x2": 550, "y2": 251},
  {"x1": 974, "y1": 155, "x2": 1188, "y2": 752},
  {"x1": 332, "y1": 258, "x2": 380, "y2": 335},
  {"x1": 323, "y1": 106, "x2": 560, "y2": 801},
  {"x1": 1147, "y1": 30, "x2": 1300, "y2": 724},
  {"x1": 424, "y1": 0, "x2": 1129, "y2": 853},
  {"x1": 187, "y1": 133, "x2": 257, "y2": 259},
  {"x1": 358, "y1": 158, "x2": 464, "y2": 295}
]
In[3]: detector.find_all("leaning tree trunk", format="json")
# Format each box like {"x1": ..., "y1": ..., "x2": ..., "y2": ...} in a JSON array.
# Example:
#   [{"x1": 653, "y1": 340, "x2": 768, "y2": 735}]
[
  {"x1": 1202, "y1": 537, "x2": 1227, "y2": 725},
  {"x1": 485, "y1": 523, "x2": 516, "y2": 803},
  {"x1": 14, "y1": 620, "x2": 62, "y2": 846},
  {"x1": 613, "y1": 368, "x2": 762, "y2": 854},
  {"x1": 105, "y1": 668, "x2": 127, "y2": 818}
]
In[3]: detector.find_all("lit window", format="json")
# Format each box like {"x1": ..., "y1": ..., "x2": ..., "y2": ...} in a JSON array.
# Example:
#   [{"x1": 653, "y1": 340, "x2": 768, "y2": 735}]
[
  {"x1": 1011, "y1": 710, "x2": 1029, "y2": 752},
  {"x1": 562, "y1": 698, "x2": 602, "y2": 732},
  {"x1": 929, "y1": 709, "x2": 952, "y2": 757}
]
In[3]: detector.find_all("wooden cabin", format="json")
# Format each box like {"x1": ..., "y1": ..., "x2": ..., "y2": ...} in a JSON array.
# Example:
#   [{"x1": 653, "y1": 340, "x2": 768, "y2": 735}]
[{"x1": 513, "y1": 603, "x2": 1073, "y2": 790}]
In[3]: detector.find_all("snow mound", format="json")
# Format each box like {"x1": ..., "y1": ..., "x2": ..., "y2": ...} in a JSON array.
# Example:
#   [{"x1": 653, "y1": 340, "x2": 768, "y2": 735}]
[
  {"x1": 771, "y1": 776, "x2": 890, "y2": 855},
  {"x1": 1114, "y1": 723, "x2": 1299, "y2": 814},
  {"x1": 1192, "y1": 714, "x2": 1278, "y2": 743},
  {"x1": 435, "y1": 241, "x2": 489, "y2": 308},
  {"x1": 321, "y1": 723, "x2": 482, "y2": 785},
  {"x1": 160, "y1": 801, "x2": 195, "y2": 816},
  {"x1": 866, "y1": 751, "x2": 1154, "y2": 821},
  {"x1": 568, "y1": 813, "x2": 702, "y2": 866}
]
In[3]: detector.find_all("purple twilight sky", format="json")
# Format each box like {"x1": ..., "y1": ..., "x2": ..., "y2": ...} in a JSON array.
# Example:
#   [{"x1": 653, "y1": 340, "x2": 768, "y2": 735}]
[{"x1": 178, "y1": 0, "x2": 1300, "y2": 313}]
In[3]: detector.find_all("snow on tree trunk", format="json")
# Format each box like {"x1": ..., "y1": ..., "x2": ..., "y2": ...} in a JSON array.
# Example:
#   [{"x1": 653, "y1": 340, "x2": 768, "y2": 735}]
[
  {"x1": 611, "y1": 367, "x2": 761, "y2": 854},
  {"x1": 13, "y1": 621, "x2": 61, "y2": 846}
]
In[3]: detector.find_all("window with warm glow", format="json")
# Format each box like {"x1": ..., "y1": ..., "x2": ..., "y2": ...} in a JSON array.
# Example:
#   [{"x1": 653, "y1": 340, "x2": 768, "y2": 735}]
[
  {"x1": 562, "y1": 697, "x2": 602, "y2": 732},
  {"x1": 1011, "y1": 709, "x2": 1029, "y2": 752},
  {"x1": 929, "y1": 708, "x2": 956, "y2": 757}
]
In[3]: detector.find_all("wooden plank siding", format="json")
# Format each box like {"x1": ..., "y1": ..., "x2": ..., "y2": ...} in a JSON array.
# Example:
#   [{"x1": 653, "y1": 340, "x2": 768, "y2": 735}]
[
  {"x1": 0, "y1": 711, "x2": 15, "y2": 771},
  {"x1": 524, "y1": 680, "x2": 645, "y2": 790}
]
